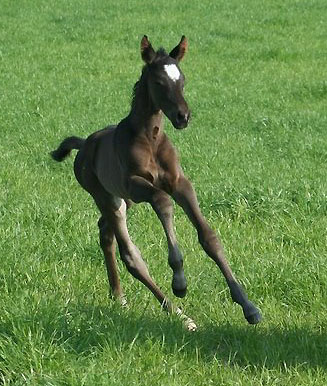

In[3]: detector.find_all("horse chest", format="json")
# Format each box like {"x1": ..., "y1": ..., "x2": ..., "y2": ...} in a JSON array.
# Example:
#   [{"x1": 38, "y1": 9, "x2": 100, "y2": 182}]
[
  {"x1": 129, "y1": 131, "x2": 180, "y2": 193},
  {"x1": 149, "y1": 159, "x2": 165, "y2": 185},
  {"x1": 150, "y1": 158, "x2": 179, "y2": 193}
]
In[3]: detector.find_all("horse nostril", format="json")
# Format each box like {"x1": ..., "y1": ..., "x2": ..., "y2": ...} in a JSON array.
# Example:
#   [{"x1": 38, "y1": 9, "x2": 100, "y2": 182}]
[{"x1": 177, "y1": 111, "x2": 188, "y2": 123}]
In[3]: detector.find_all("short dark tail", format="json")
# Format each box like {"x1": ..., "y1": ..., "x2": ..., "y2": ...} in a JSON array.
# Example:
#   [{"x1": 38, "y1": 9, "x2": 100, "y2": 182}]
[{"x1": 50, "y1": 136, "x2": 85, "y2": 162}]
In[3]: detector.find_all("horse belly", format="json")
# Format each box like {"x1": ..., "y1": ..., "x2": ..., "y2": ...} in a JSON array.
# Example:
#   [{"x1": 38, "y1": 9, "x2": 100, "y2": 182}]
[{"x1": 94, "y1": 134, "x2": 128, "y2": 199}]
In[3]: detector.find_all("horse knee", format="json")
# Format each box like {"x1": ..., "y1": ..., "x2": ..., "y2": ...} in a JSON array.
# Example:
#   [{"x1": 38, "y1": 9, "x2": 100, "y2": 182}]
[
  {"x1": 151, "y1": 193, "x2": 173, "y2": 219},
  {"x1": 198, "y1": 226, "x2": 221, "y2": 254}
]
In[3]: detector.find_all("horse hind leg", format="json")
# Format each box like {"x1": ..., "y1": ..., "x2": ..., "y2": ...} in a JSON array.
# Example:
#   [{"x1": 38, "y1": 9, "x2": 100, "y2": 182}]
[
  {"x1": 72, "y1": 147, "x2": 127, "y2": 304},
  {"x1": 98, "y1": 216, "x2": 126, "y2": 306},
  {"x1": 111, "y1": 200, "x2": 169, "y2": 306}
]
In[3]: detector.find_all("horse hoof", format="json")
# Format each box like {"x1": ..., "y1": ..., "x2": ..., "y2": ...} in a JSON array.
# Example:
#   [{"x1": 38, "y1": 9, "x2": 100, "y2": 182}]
[
  {"x1": 246, "y1": 310, "x2": 262, "y2": 325},
  {"x1": 243, "y1": 303, "x2": 262, "y2": 325},
  {"x1": 176, "y1": 308, "x2": 197, "y2": 331},
  {"x1": 173, "y1": 287, "x2": 187, "y2": 298}
]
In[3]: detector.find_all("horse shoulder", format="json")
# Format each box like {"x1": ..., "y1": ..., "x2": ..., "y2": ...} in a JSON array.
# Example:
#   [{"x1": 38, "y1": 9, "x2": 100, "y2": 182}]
[{"x1": 122, "y1": 133, "x2": 157, "y2": 184}]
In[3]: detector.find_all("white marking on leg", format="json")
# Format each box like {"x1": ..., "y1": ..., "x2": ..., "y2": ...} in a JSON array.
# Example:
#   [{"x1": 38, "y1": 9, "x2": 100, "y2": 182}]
[
  {"x1": 118, "y1": 200, "x2": 127, "y2": 217},
  {"x1": 164, "y1": 64, "x2": 180, "y2": 82},
  {"x1": 176, "y1": 307, "x2": 197, "y2": 331},
  {"x1": 120, "y1": 296, "x2": 128, "y2": 307}
]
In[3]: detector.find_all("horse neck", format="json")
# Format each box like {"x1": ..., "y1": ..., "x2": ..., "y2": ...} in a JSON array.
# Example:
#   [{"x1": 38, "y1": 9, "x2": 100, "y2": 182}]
[{"x1": 128, "y1": 71, "x2": 164, "y2": 137}]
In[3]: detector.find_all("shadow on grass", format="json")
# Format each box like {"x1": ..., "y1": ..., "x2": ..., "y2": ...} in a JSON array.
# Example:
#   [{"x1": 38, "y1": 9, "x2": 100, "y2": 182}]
[{"x1": 2, "y1": 302, "x2": 326, "y2": 369}]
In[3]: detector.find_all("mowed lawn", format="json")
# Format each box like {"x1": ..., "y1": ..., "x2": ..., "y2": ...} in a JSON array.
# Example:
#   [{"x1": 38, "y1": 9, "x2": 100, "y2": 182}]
[{"x1": 1, "y1": 0, "x2": 327, "y2": 384}]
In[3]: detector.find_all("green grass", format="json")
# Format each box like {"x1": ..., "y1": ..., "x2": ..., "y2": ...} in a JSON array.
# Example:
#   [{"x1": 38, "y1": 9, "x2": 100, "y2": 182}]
[{"x1": 1, "y1": 0, "x2": 327, "y2": 384}]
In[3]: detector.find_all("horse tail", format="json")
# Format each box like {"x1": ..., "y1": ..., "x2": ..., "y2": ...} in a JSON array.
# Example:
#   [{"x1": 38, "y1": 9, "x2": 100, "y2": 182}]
[{"x1": 50, "y1": 136, "x2": 85, "y2": 162}]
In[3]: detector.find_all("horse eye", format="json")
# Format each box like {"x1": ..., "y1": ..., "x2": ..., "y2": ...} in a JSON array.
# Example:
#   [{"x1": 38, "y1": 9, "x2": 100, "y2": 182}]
[{"x1": 155, "y1": 80, "x2": 164, "y2": 86}]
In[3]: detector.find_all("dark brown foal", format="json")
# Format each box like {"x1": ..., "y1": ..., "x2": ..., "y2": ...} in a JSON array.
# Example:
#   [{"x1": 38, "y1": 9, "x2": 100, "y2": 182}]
[{"x1": 51, "y1": 36, "x2": 261, "y2": 330}]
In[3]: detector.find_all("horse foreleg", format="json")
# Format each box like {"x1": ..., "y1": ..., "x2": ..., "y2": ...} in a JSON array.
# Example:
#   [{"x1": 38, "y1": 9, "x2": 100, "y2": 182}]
[
  {"x1": 127, "y1": 175, "x2": 187, "y2": 298},
  {"x1": 172, "y1": 175, "x2": 262, "y2": 325},
  {"x1": 120, "y1": 183, "x2": 196, "y2": 330}
]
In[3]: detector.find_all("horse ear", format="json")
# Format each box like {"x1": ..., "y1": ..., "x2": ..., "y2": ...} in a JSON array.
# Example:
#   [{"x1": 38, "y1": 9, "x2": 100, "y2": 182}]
[
  {"x1": 141, "y1": 35, "x2": 155, "y2": 64},
  {"x1": 169, "y1": 35, "x2": 188, "y2": 62}
]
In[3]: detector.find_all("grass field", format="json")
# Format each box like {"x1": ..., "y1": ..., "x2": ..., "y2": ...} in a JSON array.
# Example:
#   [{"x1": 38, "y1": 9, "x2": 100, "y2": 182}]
[{"x1": 1, "y1": 0, "x2": 327, "y2": 384}]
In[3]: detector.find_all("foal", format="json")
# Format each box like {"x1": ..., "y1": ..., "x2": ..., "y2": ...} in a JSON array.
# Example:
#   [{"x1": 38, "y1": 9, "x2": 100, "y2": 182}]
[{"x1": 51, "y1": 36, "x2": 261, "y2": 329}]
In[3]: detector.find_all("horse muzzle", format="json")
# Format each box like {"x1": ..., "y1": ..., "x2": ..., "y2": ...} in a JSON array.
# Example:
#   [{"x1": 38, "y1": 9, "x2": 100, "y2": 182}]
[{"x1": 173, "y1": 110, "x2": 191, "y2": 129}]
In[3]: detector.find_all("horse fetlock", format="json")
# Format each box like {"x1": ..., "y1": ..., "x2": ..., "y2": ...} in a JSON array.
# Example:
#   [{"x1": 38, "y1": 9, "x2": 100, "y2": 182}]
[
  {"x1": 229, "y1": 281, "x2": 248, "y2": 305},
  {"x1": 168, "y1": 249, "x2": 183, "y2": 270},
  {"x1": 111, "y1": 289, "x2": 127, "y2": 306},
  {"x1": 172, "y1": 270, "x2": 187, "y2": 297}
]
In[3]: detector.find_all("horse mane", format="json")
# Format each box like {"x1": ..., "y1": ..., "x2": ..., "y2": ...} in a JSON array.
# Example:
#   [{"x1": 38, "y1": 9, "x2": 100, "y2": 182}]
[{"x1": 131, "y1": 78, "x2": 143, "y2": 110}]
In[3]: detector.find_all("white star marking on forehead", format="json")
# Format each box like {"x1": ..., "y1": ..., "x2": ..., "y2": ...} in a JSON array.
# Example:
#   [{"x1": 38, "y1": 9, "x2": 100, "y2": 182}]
[{"x1": 164, "y1": 64, "x2": 180, "y2": 82}]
